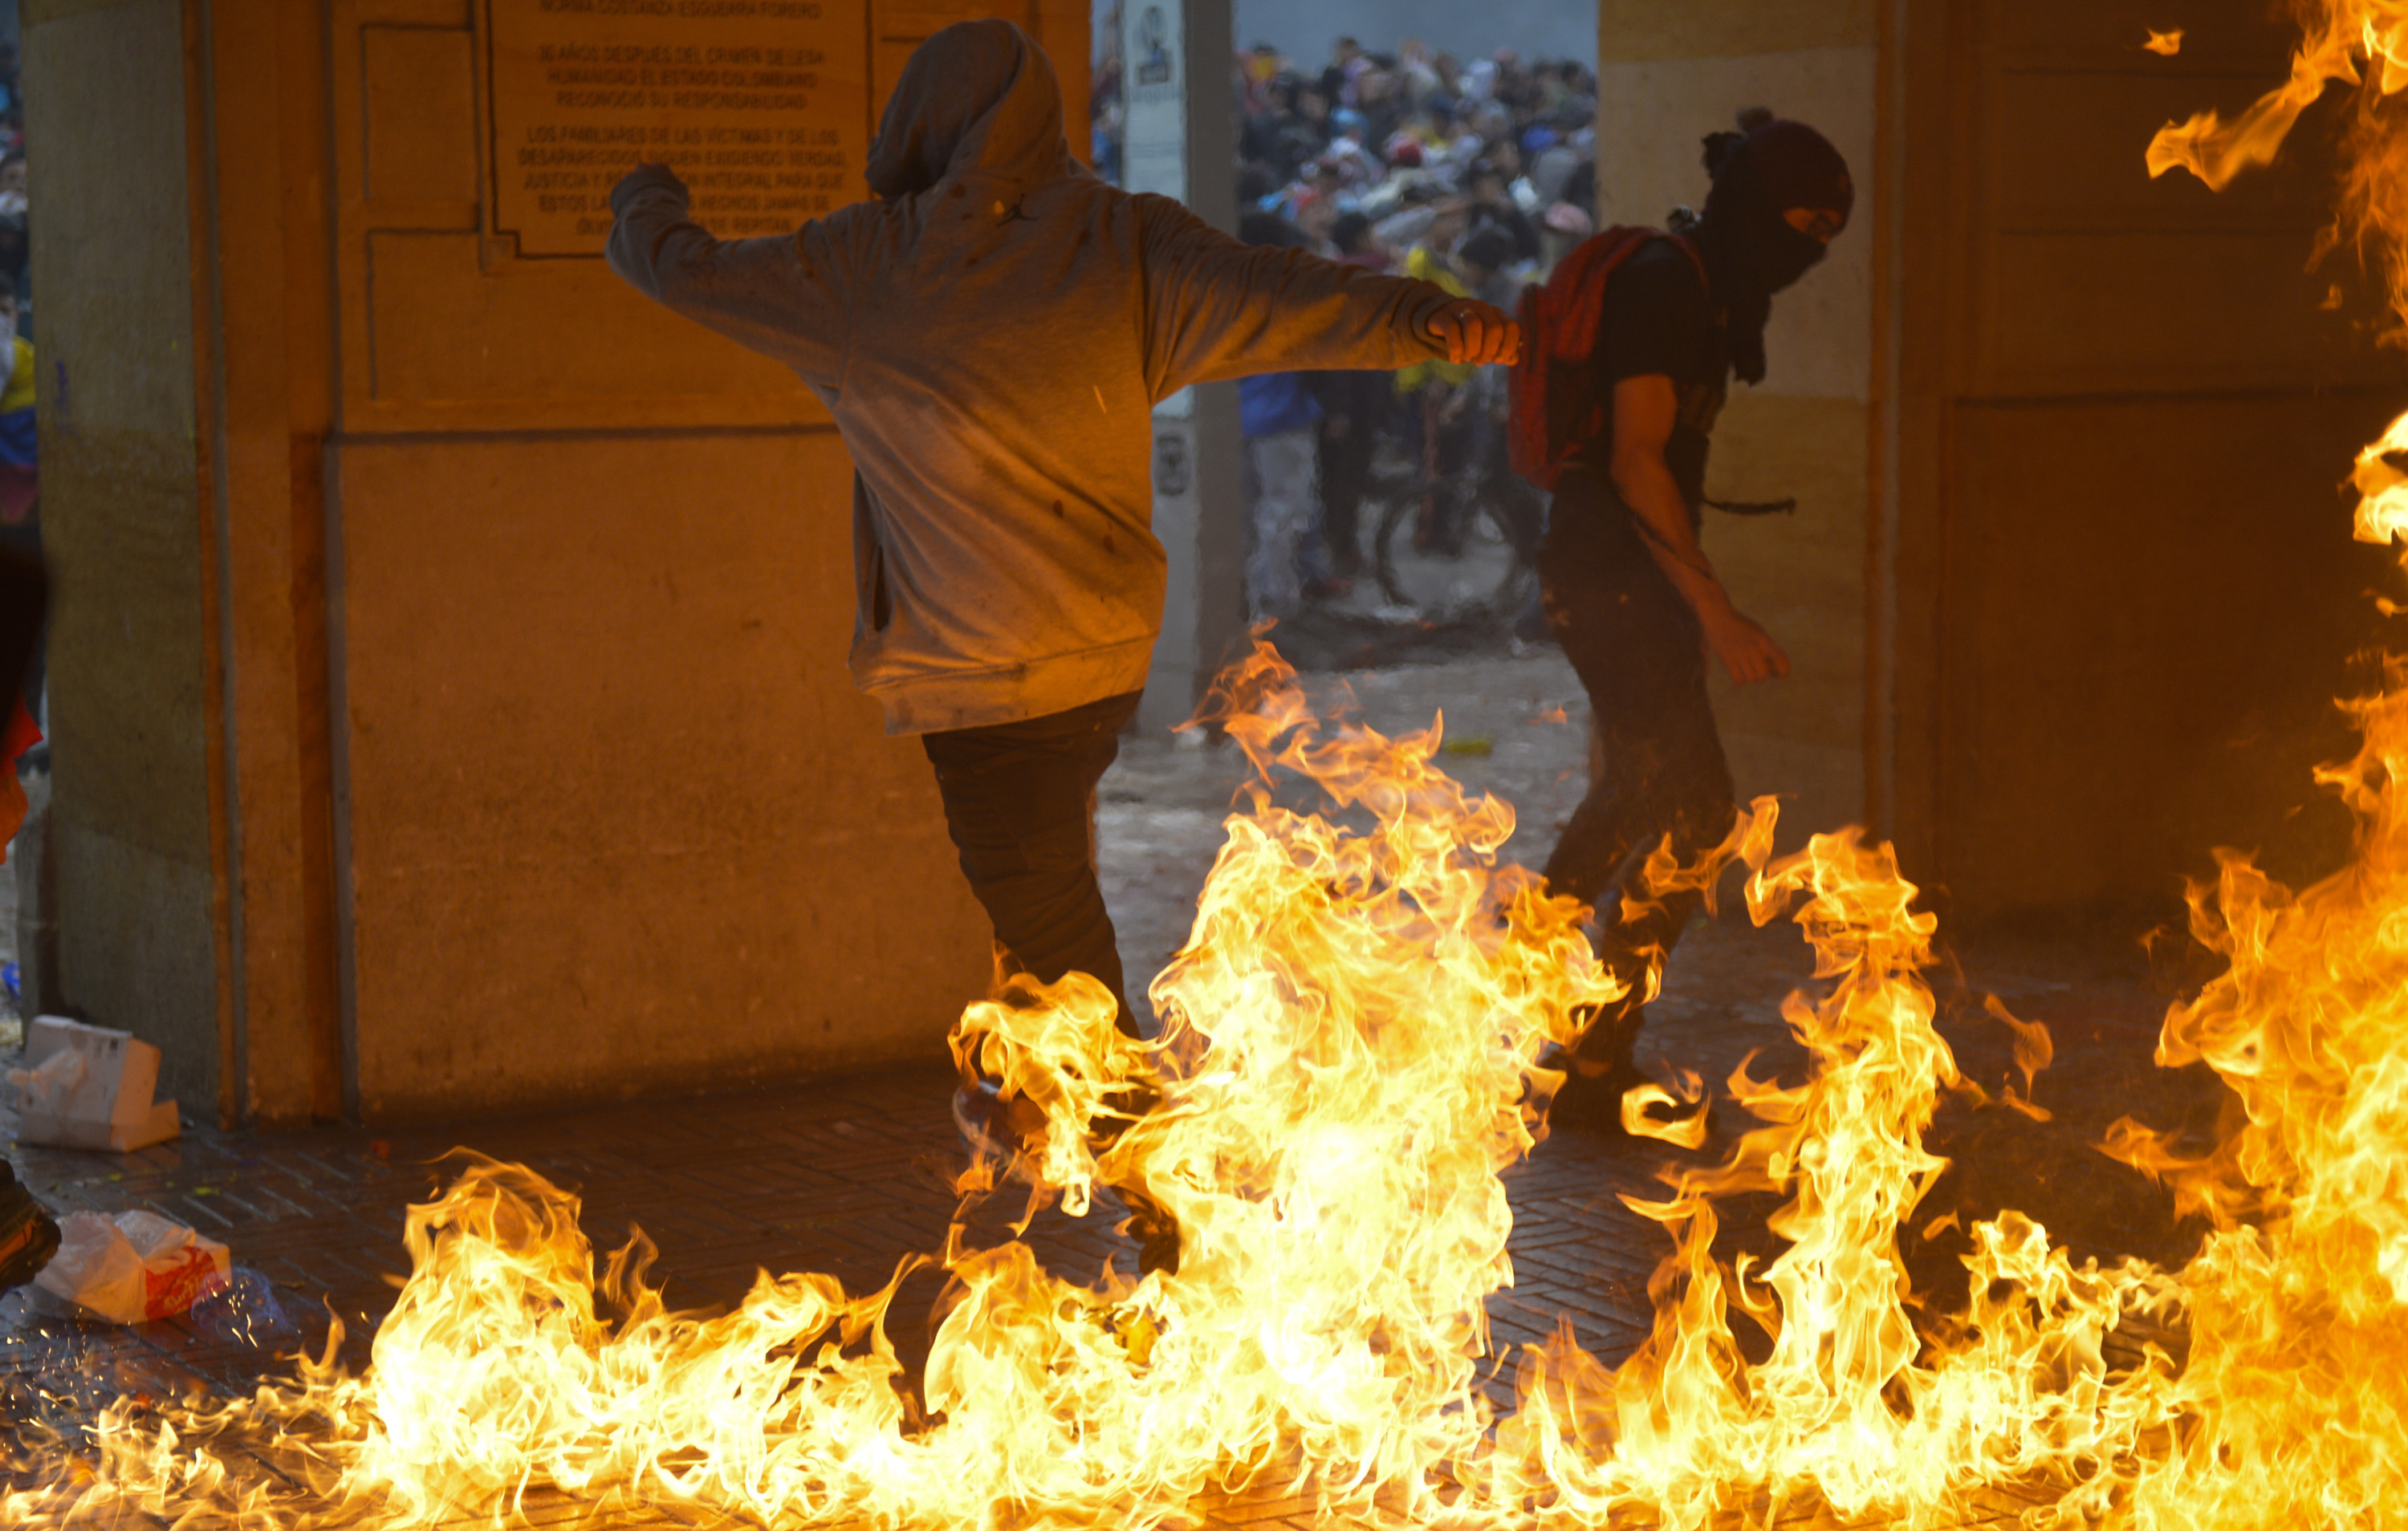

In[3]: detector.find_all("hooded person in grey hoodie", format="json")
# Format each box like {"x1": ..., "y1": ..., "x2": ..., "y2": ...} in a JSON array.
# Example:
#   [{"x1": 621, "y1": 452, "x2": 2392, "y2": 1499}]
[{"x1": 607, "y1": 23, "x2": 1512, "y2": 1062}]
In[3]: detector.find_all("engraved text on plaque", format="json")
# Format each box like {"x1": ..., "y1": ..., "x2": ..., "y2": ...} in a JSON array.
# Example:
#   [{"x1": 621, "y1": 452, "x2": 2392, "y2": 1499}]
[{"x1": 486, "y1": 0, "x2": 868, "y2": 257}]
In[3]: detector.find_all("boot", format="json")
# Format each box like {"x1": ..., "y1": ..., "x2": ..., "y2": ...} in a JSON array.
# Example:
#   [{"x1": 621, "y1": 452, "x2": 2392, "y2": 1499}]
[
  {"x1": 1544, "y1": 995, "x2": 1715, "y2": 1143},
  {"x1": 1544, "y1": 1001, "x2": 1650, "y2": 1135},
  {"x1": 952, "y1": 1058, "x2": 1181, "y2": 1275}
]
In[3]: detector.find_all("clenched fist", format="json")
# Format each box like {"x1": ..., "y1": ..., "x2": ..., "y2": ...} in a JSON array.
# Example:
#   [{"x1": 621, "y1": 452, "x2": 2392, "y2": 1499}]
[{"x1": 1418, "y1": 298, "x2": 1522, "y2": 366}]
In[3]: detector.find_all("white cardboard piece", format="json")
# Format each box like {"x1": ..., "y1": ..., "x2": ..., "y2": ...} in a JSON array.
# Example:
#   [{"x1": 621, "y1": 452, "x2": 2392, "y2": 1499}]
[{"x1": 8, "y1": 1015, "x2": 182, "y2": 1152}]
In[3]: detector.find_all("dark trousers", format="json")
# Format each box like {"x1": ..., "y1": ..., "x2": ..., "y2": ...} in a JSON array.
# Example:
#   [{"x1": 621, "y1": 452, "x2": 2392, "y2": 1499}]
[
  {"x1": 1319, "y1": 418, "x2": 1375, "y2": 575},
  {"x1": 921, "y1": 690, "x2": 1144, "y2": 1036},
  {"x1": 1538, "y1": 477, "x2": 1736, "y2": 1055},
  {"x1": 1413, "y1": 397, "x2": 1487, "y2": 556}
]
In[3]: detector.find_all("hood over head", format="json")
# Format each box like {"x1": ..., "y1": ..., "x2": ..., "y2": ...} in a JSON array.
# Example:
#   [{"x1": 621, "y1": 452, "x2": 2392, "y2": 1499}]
[{"x1": 865, "y1": 20, "x2": 1078, "y2": 198}]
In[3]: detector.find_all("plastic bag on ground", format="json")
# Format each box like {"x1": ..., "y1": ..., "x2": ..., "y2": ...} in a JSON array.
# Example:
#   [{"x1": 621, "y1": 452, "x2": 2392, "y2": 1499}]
[
  {"x1": 189, "y1": 1266, "x2": 300, "y2": 1349},
  {"x1": 34, "y1": 1208, "x2": 230, "y2": 1323}
]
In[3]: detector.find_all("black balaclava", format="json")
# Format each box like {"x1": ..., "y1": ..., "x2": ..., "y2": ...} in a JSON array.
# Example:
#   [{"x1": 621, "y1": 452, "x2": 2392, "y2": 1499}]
[{"x1": 1689, "y1": 113, "x2": 1853, "y2": 384}]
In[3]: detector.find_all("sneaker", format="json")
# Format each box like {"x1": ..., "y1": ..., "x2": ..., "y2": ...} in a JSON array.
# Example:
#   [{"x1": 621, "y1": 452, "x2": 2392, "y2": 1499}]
[
  {"x1": 954, "y1": 1074, "x2": 1165, "y2": 1166},
  {"x1": 1088, "y1": 1078, "x2": 1160, "y2": 1155},
  {"x1": 1623, "y1": 1081, "x2": 1717, "y2": 1147},
  {"x1": 1095, "y1": 1082, "x2": 1180, "y2": 1274},
  {"x1": 954, "y1": 1077, "x2": 1184, "y2": 1273},
  {"x1": 0, "y1": 1159, "x2": 59, "y2": 1291}
]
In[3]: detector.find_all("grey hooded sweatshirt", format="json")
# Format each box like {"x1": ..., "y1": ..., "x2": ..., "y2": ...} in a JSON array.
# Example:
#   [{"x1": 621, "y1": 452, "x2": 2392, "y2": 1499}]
[{"x1": 608, "y1": 20, "x2": 1461, "y2": 735}]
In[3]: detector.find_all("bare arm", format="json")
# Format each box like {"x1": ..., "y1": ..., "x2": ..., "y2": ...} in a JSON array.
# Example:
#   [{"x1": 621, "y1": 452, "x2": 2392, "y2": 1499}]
[{"x1": 1608, "y1": 374, "x2": 1790, "y2": 686}]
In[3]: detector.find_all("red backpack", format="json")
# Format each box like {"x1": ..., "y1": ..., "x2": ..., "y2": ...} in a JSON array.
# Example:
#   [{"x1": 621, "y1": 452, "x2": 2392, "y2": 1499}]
[{"x1": 1508, "y1": 228, "x2": 1706, "y2": 490}]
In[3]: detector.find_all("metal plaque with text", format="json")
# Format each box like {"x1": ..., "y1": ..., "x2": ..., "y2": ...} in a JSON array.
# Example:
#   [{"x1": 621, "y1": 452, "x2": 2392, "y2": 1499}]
[{"x1": 486, "y1": 0, "x2": 868, "y2": 257}]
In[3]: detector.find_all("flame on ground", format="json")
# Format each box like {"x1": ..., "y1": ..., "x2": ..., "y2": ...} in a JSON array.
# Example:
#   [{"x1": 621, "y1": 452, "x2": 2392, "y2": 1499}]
[
  {"x1": 4, "y1": 648, "x2": 1637, "y2": 1530},
  {"x1": 0, "y1": 647, "x2": 2237, "y2": 1530}
]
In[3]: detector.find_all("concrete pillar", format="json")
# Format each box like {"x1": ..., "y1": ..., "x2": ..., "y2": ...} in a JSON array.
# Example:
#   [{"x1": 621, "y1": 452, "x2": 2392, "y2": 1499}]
[
  {"x1": 12, "y1": 764, "x2": 56, "y2": 1017},
  {"x1": 26, "y1": 0, "x2": 1090, "y2": 1124},
  {"x1": 1123, "y1": 0, "x2": 1248, "y2": 735},
  {"x1": 25, "y1": 0, "x2": 228, "y2": 1119}
]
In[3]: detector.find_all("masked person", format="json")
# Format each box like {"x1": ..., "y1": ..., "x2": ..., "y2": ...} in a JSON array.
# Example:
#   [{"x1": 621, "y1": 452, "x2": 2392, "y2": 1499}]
[
  {"x1": 606, "y1": 22, "x2": 1517, "y2": 1235},
  {"x1": 1510, "y1": 111, "x2": 1850, "y2": 1133}
]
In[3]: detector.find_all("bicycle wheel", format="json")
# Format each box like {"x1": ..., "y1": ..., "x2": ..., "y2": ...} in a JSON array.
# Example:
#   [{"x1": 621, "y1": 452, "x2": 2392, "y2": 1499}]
[{"x1": 1372, "y1": 469, "x2": 1539, "y2": 619}]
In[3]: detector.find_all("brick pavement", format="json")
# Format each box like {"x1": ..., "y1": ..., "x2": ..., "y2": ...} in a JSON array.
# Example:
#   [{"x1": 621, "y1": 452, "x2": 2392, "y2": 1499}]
[
  {"x1": 0, "y1": 911, "x2": 2206, "y2": 1528},
  {"x1": 0, "y1": 648, "x2": 2223, "y2": 1526}
]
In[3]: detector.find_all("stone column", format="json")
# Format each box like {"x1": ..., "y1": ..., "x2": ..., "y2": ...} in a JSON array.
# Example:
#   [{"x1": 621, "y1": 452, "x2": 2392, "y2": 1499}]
[
  {"x1": 1124, "y1": 0, "x2": 1248, "y2": 735},
  {"x1": 24, "y1": 0, "x2": 229, "y2": 1118}
]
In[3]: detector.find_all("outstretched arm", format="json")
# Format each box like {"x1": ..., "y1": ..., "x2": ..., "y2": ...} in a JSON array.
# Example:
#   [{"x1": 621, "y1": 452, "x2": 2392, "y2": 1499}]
[
  {"x1": 605, "y1": 164, "x2": 852, "y2": 388},
  {"x1": 1137, "y1": 196, "x2": 1517, "y2": 400}
]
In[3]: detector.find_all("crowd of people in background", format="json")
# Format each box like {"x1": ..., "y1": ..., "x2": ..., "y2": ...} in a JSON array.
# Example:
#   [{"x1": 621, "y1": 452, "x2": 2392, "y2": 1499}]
[{"x1": 1092, "y1": 26, "x2": 1600, "y2": 622}]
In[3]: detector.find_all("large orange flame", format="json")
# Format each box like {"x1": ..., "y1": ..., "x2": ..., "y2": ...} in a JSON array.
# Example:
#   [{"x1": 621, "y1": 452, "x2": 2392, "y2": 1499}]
[
  {"x1": 0, "y1": 653, "x2": 2184, "y2": 1530},
  {"x1": 1491, "y1": 818, "x2": 2180, "y2": 1530},
  {"x1": 2, "y1": 648, "x2": 1636, "y2": 1529}
]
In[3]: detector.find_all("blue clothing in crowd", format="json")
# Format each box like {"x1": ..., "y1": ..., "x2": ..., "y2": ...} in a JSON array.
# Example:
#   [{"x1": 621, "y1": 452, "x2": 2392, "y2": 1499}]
[{"x1": 1239, "y1": 371, "x2": 1324, "y2": 438}]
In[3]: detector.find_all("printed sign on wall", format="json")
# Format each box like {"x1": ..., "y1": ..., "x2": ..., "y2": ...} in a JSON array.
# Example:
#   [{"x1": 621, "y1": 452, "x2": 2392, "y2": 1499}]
[
  {"x1": 486, "y1": 0, "x2": 870, "y2": 257},
  {"x1": 1120, "y1": 0, "x2": 1186, "y2": 201}
]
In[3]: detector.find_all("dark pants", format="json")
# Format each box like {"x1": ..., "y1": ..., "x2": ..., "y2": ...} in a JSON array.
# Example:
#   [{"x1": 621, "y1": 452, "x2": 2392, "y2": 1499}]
[
  {"x1": 1316, "y1": 371, "x2": 1392, "y2": 579},
  {"x1": 1538, "y1": 476, "x2": 1736, "y2": 1056},
  {"x1": 921, "y1": 690, "x2": 1144, "y2": 1036},
  {"x1": 1319, "y1": 417, "x2": 1375, "y2": 576}
]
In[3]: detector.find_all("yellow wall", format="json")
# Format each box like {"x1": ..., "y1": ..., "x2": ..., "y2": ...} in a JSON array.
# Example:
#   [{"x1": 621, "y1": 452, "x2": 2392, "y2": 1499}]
[
  {"x1": 1598, "y1": 0, "x2": 1872, "y2": 61},
  {"x1": 333, "y1": 435, "x2": 988, "y2": 1119},
  {"x1": 32, "y1": 0, "x2": 1089, "y2": 1122}
]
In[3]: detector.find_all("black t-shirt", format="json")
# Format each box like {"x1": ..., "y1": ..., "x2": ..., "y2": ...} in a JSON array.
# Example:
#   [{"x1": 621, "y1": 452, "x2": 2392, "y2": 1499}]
[{"x1": 1566, "y1": 239, "x2": 1729, "y2": 524}]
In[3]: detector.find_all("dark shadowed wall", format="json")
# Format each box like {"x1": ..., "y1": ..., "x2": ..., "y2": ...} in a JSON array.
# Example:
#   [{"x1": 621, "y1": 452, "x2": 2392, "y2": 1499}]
[{"x1": 1889, "y1": 0, "x2": 2401, "y2": 927}]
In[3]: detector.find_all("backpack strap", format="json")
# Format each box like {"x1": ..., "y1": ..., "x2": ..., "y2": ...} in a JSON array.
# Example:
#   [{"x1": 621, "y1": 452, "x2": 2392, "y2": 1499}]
[
  {"x1": 1508, "y1": 229, "x2": 1707, "y2": 490},
  {"x1": 1703, "y1": 495, "x2": 1797, "y2": 518}
]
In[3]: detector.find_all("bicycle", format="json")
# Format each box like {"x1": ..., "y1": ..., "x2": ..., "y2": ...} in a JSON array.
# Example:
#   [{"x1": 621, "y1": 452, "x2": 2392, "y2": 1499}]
[{"x1": 1365, "y1": 420, "x2": 1546, "y2": 621}]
